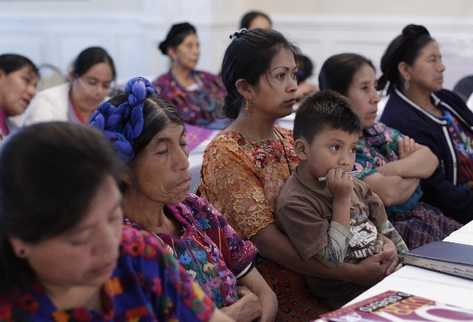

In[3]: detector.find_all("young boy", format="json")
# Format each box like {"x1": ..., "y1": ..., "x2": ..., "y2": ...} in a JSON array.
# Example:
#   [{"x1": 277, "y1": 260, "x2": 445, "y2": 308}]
[{"x1": 276, "y1": 91, "x2": 407, "y2": 308}]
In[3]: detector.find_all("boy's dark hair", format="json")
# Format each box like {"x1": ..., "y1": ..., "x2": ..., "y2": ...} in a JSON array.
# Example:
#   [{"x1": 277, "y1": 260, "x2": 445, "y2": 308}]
[{"x1": 294, "y1": 90, "x2": 361, "y2": 143}]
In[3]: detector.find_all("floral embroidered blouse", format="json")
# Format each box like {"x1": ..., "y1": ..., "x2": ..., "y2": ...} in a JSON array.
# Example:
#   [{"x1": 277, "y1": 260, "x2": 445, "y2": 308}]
[
  {"x1": 153, "y1": 70, "x2": 229, "y2": 129},
  {"x1": 353, "y1": 122, "x2": 402, "y2": 177},
  {"x1": 198, "y1": 127, "x2": 299, "y2": 239},
  {"x1": 124, "y1": 194, "x2": 257, "y2": 308},
  {"x1": 0, "y1": 226, "x2": 215, "y2": 322},
  {"x1": 354, "y1": 122, "x2": 424, "y2": 213},
  {"x1": 443, "y1": 111, "x2": 473, "y2": 184}
]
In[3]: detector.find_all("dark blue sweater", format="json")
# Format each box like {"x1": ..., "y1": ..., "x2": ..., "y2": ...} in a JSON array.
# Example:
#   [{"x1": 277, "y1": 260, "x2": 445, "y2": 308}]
[{"x1": 380, "y1": 88, "x2": 473, "y2": 224}]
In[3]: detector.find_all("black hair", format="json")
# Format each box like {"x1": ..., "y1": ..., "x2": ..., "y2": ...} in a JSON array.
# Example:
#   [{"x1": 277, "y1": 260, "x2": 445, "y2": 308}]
[
  {"x1": 72, "y1": 46, "x2": 116, "y2": 80},
  {"x1": 294, "y1": 90, "x2": 361, "y2": 143},
  {"x1": 221, "y1": 28, "x2": 297, "y2": 119},
  {"x1": 0, "y1": 122, "x2": 123, "y2": 294},
  {"x1": 158, "y1": 22, "x2": 197, "y2": 56},
  {"x1": 239, "y1": 10, "x2": 273, "y2": 29},
  {"x1": 108, "y1": 93, "x2": 184, "y2": 161},
  {"x1": 295, "y1": 53, "x2": 314, "y2": 83},
  {"x1": 378, "y1": 24, "x2": 434, "y2": 92},
  {"x1": 0, "y1": 53, "x2": 39, "y2": 77},
  {"x1": 319, "y1": 53, "x2": 375, "y2": 96}
]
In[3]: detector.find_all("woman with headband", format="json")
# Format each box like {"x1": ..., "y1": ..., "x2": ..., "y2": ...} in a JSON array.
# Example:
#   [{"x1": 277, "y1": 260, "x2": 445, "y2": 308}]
[
  {"x1": 379, "y1": 24, "x2": 473, "y2": 225},
  {"x1": 92, "y1": 77, "x2": 277, "y2": 322}
]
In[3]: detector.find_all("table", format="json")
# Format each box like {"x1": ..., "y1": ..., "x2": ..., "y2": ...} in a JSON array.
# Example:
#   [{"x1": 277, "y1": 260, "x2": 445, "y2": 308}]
[{"x1": 347, "y1": 221, "x2": 473, "y2": 310}]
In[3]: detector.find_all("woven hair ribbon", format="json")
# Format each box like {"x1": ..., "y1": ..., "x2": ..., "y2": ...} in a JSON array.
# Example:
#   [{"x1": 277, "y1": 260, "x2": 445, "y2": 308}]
[{"x1": 90, "y1": 77, "x2": 156, "y2": 163}]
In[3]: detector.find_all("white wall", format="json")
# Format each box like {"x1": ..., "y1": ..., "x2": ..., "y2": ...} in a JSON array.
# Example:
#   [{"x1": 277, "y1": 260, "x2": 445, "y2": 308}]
[{"x1": 2, "y1": 0, "x2": 473, "y2": 88}]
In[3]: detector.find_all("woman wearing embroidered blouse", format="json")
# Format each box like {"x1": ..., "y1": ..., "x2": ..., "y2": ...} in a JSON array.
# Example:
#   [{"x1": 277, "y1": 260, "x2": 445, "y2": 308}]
[
  {"x1": 23, "y1": 46, "x2": 116, "y2": 126},
  {"x1": 153, "y1": 22, "x2": 229, "y2": 130},
  {"x1": 91, "y1": 77, "x2": 277, "y2": 322},
  {"x1": 378, "y1": 24, "x2": 473, "y2": 225},
  {"x1": 318, "y1": 52, "x2": 461, "y2": 249},
  {"x1": 198, "y1": 29, "x2": 396, "y2": 319},
  {"x1": 0, "y1": 122, "x2": 231, "y2": 321},
  {"x1": 0, "y1": 53, "x2": 39, "y2": 139}
]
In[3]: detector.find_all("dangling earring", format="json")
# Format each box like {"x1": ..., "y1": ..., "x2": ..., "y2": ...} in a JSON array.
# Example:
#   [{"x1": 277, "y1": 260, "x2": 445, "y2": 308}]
[
  {"x1": 404, "y1": 79, "x2": 410, "y2": 92},
  {"x1": 244, "y1": 99, "x2": 252, "y2": 112}
]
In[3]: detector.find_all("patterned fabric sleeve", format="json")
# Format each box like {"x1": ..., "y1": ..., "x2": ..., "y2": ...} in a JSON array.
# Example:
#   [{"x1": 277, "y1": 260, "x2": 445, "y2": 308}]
[
  {"x1": 381, "y1": 220, "x2": 409, "y2": 253},
  {"x1": 354, "y1": 124, "x2": 403, "y2": 180},
  {"x1": 354, "y1": 140, "x2": 380, "y2": 180},
  {"x1": 378, "y1": 124, "x2": 402, "y2": 158},
  {"x1": 184, "y1": 195, "x2": 258, "y2": 278},
  {"x1": 317, "y1": 222, "x2": 353, "y2": 265},
  {"x1": 121, "y1": 226, "x2": 215, "y2": 321},
  {"x1": 199, "y1": 138, "x2": 275, "y2": 239}
]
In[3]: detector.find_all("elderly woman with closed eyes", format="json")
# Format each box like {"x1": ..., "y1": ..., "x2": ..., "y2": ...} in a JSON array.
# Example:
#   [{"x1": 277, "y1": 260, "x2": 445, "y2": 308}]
[{"x1": 91, "y1": 77, "x2": 277, "y2": 322}]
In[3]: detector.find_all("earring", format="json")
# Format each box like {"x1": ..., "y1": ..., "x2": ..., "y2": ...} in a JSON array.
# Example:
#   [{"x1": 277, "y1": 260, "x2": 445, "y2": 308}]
[
  {"x1": 404, "y1": 79, "x2": 410, "y2": 92},
  {"x1": 18, "y1": 249, "x2": 26, "y2": 257},
  {"x1": 244, "y1": 99, "x2": 253, "y2": 112}
]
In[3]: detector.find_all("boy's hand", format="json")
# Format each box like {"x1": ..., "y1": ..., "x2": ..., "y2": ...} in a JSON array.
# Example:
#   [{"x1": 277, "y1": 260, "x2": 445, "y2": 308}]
[
  {"x1": 327, "y1": 168, "x2": 353, "y2": 201},
  {"x1": 352, "y1": 253, "x2": 386, "y2": 286},
  {"x1": 380, "y1": 237, "x2": 400, "y2": 276}
]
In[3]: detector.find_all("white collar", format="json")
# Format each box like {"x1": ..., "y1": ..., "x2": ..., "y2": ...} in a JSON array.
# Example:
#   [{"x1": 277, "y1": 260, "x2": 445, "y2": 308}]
[{"x1": 394, "y1": 88, "x2": 446, "y2": 125}]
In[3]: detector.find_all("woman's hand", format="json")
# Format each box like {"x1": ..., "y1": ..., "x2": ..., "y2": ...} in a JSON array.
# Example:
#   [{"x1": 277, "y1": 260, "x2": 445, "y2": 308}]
[
  {"x1": 237, "y1": 269, "x2": 277, "y2": 322},
  {"x1": 350, "y1": 253, "x2": 387, "y2": 286},
  {"x1": 327, "y1": 168, "x2": 353, "y2": 201},
  {"x1": 398, "y1": 137, "x2": 420, "y2": 159},
  {"x1": 221, "y1": 287, "x2": 262, "y2": 322},
  {"x1": 209, "y1": 308, "x2": 235, "y2": 322}
]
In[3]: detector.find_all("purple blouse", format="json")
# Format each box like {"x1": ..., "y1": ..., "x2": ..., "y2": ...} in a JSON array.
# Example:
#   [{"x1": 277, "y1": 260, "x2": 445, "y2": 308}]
[{"x1": 124, "y1": 193, "x2": 257, "y2": 308}]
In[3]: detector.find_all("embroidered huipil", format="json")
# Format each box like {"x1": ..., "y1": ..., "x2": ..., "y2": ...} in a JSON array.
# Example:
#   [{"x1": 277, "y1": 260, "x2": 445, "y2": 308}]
[
  {"x1": 153, "y1": 70, "x2": 229, "y2": 129},
  {"x1": 124, "y1": 194, "x2": 257, "y2": 308},
  {"x1": 0, "y1": 226, "x2": 215, "y2": 322}
]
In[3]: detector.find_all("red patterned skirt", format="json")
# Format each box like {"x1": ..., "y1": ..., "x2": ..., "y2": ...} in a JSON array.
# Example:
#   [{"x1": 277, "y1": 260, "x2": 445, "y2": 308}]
[{"x1": 256, "y1": 259, "x2": 330, "y2": 322}]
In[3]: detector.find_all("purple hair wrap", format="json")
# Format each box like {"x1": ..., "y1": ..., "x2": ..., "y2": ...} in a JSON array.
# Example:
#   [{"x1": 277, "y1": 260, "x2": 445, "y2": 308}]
[{"x1": 90, "y1": 76, "x2": 156, "y2": 163}]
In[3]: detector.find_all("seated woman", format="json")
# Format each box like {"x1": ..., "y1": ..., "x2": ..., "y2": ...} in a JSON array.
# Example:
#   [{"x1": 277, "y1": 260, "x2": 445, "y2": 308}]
[
  {"x1": 379, "y1": 24, "x2": 473, "y2": 224},
  {"x1": 154, "y1": 22, "x2": 228, "y2": 130},
  {"x1": 198, "y1": 29, "x2": 395, "y2": 317},
  {"x1": 23, "y1": 46, "x2": 116, "y2": 125},
  {"x1": 91, "y1": 76, "x2": 277, "y2": 322},
  {"x1": 239, "y1": 10, "x2": 273, "y2": 30},
  {"x1": 0, "y1": 53, "x2": 39, "y2": 138},
  {"x1": 0, "y1": 122, "x2": 231, "y2": 321},
  {"x1": 295, "y1": 53, "x2": 318, "y2": 102},
  {"x1": 318, "y1": 52, "x2": 461, "y2": 249}
]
